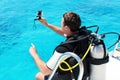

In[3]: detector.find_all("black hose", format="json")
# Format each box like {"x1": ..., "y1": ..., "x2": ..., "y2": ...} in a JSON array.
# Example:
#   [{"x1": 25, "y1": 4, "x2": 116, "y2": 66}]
[
  {"x1": 86, "y1": 25, "x2": 99, "y2": 33},
  {"x1": 102, "y1": 32, "x2": 120, "y2": 49}
]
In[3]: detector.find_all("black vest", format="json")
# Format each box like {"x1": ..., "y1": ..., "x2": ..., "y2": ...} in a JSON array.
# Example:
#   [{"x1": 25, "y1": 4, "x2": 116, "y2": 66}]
[{"x1": 55, "y1": 27, "x2": 92, "y2": 80}]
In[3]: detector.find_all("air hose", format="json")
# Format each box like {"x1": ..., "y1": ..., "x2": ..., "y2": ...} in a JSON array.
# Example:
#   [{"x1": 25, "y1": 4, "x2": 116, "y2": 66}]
[
  {"x1": 58, "y1": 43, "x2": 92, "y2": 72},
  {"x1": 101, "y1": 32, "x2": 120, "y2": 49}
]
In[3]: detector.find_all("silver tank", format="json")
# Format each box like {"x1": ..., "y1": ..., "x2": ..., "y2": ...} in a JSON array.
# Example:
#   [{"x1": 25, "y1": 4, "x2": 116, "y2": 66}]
[{"x1": 90, "y1": 44, "x2": 107, "y2": 80}]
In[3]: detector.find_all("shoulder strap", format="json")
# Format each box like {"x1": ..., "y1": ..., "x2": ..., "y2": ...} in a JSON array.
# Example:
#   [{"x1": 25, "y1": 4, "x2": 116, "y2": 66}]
[{"x1": 61, "y1": 27, "x2": 92, "y2": 45}]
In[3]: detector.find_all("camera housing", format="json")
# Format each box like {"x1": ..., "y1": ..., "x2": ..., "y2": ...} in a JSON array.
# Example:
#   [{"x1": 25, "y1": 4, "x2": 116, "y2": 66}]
[
  {"x1": 34, "y1": 10, "x2": 42, "y2": 20},
  {"x1": 37, "y1": 11, "x2": 42, "y2": 19}
]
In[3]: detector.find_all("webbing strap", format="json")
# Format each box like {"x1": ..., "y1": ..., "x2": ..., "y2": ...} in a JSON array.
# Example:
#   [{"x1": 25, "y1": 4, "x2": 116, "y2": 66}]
[{"x1": 89, "y1": 56, "x2": 109, "y2": 65}]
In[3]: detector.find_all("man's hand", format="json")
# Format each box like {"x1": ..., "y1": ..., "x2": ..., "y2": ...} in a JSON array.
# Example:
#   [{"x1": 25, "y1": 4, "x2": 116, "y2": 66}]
[
  {"x1": 39, "y1": 18, "x2": 48, "y2": 26},
  {"x1": 29, "y1": 44, "x2": 38, "y2": 58}
]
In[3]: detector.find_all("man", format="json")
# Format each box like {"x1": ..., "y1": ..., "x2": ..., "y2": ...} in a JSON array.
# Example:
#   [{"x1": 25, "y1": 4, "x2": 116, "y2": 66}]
[{"x1": 29, "y1": 12, "x2": 90, "y2": 80}]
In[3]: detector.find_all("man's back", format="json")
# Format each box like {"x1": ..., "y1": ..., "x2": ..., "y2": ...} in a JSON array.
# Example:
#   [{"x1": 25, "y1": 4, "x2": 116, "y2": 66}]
[{"x1": 54, "y1": 28, "x2": 91, "y2": 80}]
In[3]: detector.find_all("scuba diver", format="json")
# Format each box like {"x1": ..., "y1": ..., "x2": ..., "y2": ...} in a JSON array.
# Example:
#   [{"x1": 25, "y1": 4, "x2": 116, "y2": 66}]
[{"x1": 29, "y1": 12, "x2": 108, "y2": 80}]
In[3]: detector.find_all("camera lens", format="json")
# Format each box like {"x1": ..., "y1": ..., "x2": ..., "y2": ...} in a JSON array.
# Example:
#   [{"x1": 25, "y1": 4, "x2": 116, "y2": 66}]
[{"x1": 38, "y1": 11, "x2": 42, "y2": 16}]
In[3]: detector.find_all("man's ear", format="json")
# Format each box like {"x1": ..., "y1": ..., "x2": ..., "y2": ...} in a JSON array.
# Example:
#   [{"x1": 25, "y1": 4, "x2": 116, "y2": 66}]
[{"x1": 64, "y1": 25, "x2": 70, "y2": 31}]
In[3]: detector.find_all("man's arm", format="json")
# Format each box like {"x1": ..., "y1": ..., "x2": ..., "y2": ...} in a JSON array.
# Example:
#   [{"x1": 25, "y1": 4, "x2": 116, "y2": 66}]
[
  {"x1": 29, "y1": 46, "x2": 52, "y2": 75},
  {"x1": 39, "y1": 18, "x2": 64, "y2": 36}
]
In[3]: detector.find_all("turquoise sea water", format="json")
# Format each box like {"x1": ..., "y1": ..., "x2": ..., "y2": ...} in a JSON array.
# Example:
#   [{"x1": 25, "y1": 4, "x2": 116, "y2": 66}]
[{"x1": 0, "y1": 0, "x2": 120, "y2": 80}]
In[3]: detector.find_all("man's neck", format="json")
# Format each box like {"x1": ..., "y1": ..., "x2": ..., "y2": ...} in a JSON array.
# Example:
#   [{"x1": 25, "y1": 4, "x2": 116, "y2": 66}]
[{"x1": 65, "y1": 31, "x2": 79, "y2": 37}]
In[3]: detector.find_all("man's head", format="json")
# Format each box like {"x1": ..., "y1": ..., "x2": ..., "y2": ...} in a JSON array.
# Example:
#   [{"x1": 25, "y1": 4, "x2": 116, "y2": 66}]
[{"x1": 62, "y1": 12, "x2": 81, "y2": 32}]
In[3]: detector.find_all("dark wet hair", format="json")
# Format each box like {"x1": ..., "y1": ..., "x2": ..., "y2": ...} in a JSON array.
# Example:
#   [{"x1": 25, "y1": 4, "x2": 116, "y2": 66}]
[{"x1": 63, "y1": 12, "x2": 81, "y2": 32}]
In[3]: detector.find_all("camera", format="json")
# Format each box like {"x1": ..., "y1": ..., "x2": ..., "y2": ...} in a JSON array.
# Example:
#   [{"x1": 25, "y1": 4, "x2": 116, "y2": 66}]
[
  {"x1": 34, "y1": 10, "x2": 42, "y2": 20},
  {"x1": 37, "y1": 11, "x2": 42, "y2": 19}
]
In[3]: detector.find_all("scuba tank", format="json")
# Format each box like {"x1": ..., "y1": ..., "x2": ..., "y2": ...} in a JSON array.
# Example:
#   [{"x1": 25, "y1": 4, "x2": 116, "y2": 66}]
[{"x1": 89, "y1": 33, "x2": 109, "y2": 80}]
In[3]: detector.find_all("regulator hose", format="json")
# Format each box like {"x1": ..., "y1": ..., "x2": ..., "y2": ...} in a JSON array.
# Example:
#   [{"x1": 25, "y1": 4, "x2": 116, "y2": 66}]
[
  {"x1": 59, "y1": 43, "x2": 92, "y2": 72},
  {"x1": 101, "y1": 32, "x2": 120, "y2": 49}
]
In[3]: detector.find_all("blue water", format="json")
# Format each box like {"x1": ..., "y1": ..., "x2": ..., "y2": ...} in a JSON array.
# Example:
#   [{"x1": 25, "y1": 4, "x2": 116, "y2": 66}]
[{"x1": 0, "y1": 0, "x2": 120, "y2": 80}]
